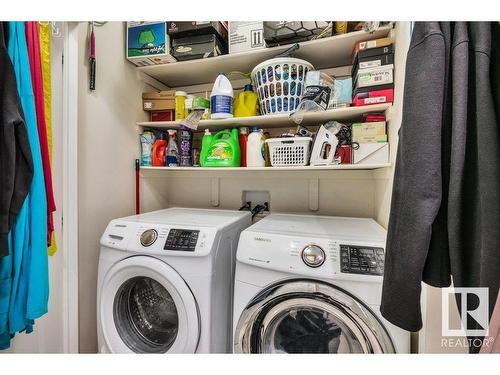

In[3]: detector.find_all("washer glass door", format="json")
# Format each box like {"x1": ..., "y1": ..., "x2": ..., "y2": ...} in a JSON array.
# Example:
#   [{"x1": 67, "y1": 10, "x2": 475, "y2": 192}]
[
  {"x1": 234, "y1": 280, "x2": 394, "y2": 354},
  {"x1": 114, "y1": 276, "x2": 179, "y2": 353}
]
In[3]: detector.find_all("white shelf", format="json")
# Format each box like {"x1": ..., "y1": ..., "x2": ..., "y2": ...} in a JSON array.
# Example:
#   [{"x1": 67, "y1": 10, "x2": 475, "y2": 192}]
[
  {"x1": 140, "y1": 164, "x2": 391, "y2": 172},
  {"x1": 137, "y1": 103, "x2": 392, "y2": 131},
  {"x1": 137, "y1": 26, "x2": 393, "y2": 87}
]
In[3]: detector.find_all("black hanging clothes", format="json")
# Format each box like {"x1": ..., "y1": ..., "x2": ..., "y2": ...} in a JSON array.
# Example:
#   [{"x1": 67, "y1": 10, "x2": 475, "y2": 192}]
[
  {"x1": 0, "y1": 22, "x2": 34, "y2": 258},
  {"x1": 381, "y1": 22, "x2": 500, "y2": 351}
]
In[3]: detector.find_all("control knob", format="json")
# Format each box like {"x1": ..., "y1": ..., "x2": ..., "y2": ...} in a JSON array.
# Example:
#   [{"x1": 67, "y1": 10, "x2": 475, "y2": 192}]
[
  {"x1": 301, "y1": 245, "x2": 325, "y2": 268},
  {"x1": 140, "y1": 229, "x2": 158, "y2": 247}
]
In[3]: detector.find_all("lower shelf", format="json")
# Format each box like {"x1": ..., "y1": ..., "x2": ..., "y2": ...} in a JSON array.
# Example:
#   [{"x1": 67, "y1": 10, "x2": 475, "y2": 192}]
[{"x1": 140, "y1": 164, "x2": 391, "y2": 171}]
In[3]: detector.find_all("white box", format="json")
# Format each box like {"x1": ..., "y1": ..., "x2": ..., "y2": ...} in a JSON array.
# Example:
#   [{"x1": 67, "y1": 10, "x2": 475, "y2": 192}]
[
  {"x1": 353, "y1": 142, "x2": 389, "y2": 164},
  {"x1": 229, "y1": 22, "x2": 266, "y2": 54},
  {"x1": 126, "y1": 22, "x2": 176, "y2": 66},
  {"x1": 354, "y1": 64, "x2": 394, "y2": 90}
]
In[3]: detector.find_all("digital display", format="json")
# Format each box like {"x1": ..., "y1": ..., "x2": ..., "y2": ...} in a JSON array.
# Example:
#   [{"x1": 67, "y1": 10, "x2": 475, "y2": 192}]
[
  {"x1": 340, "y1": 244, "x2": 384, "y2": 276},
  {"x1": 360, "y1": 248, "x2": 375, "y2": 256},
  {"x1": 164, "y1": 229, "x2": 199, "y2": 251}
]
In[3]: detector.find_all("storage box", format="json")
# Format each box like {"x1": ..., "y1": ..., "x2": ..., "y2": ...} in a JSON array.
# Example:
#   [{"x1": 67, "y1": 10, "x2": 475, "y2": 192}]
[
  {"x1": 229, "y1": 21, "x2": 266, "y2": 54},
  {"x1": 353, "y1": 87, "x2": 394, "y2": 106},
  {"x1": 352, "y1": 53, "x2": 394, "y2": 79},
  {"x1": 354, "y1": 64, "x2": 394, "y2": 90},
  {"x1": 150, "y1": 111, "x2": 175, "y2": 122},
  {"x1": 263, "y1": 21, "x2": 330, "y2": 47},
  {"x1": 142, "y1": 91, "x2": 176, "y2": 111},
  {"x1": 352, "y1": 37, "x2": 392, "y2": 59},
  {"x1": 171, "y1": 34, "x2": 227, "y2": 61},
  {"x1": 353, "y1": 142, "x2": 389, "y2": 164},
  {"x1": 335, "y1": 145, "x2": 352, "y2": 164},
  {"x1": 167, "y1": 21, "x2": 228, "y2": 43},
  {"x1": 328, "y1": 76, "x2": 352, "y2": 109},
  {"x1": 352, "y1": 121, "x2": 386, "y2": 143},
  {"x1": 126, "y1": 22, "x2": 176, "y2": 66}
]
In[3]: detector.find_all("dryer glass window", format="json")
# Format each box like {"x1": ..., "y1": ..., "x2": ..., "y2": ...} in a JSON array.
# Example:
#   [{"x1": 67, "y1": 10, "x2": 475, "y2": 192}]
[
  {"x1": 261, "y1": 306, "x2": 363, "y2": 353},
  {"x1": 113, "y1": 277, "x2": 179, "y2": 353}
]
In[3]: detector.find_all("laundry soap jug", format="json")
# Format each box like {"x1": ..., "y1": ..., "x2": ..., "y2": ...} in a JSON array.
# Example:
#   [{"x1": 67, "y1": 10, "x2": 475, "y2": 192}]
[
  {"x1": 201, "y1": 129, "x2": 240, "y2": 167},
  {"x1": 200, "y1": 129, "x2": 213, "y2": 167},
  {"x1": 210, "y1": 72, "x2": 233, "y2": 119},
  {"x1": 247, "y1": 127, "x2": 265, "y2": 167},
  {"x1": 234, "y1": 84, "x2": 259, "y2": 117},
  {"x1": 151, "y1": 133, "x2": 167, "y2": 167}
]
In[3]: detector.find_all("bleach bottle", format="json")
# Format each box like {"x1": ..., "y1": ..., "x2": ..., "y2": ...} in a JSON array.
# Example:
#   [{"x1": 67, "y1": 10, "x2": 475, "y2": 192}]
[{"x1": 210, "y1": 72, "x2": 233, "y2": 119}]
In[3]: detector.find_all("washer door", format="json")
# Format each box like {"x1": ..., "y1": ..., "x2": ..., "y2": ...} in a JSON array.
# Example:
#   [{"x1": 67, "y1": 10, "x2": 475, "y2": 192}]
[
  {"x1": 100, "y1": 256, "x2": 200, "y2": 353},
  {"x1": 234, "y1": 280, "x2": 394, "y2": 354}
]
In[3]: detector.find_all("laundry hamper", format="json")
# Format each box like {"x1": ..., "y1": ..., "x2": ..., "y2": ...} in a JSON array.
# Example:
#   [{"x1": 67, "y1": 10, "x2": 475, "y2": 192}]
[
  {"x1": 252, "y1": 58, "x2": 314, "y2": 115},
  {"x1": 266, "y1": 137, "x2": 312, "y2": 167}
]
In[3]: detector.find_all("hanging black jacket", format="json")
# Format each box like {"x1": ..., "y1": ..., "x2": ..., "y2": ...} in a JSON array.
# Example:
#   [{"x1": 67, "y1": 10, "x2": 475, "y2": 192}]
[
  {"x1": 0, "y1": 23, "x2": 33, "y2": 258},
  {"x1": 381, "y1": 22, "x2": 500, "y2": 349}
]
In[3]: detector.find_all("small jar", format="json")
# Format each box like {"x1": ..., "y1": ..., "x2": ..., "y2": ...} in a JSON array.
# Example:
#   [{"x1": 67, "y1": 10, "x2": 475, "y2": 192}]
[{"x1": 175, "y1": 91, "x2": 187, "y2": 120}]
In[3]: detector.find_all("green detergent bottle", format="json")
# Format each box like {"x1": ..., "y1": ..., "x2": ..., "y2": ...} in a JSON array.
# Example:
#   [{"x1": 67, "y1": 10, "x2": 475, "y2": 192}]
[{"x1": 201, "y1": 128, "x2": 241, "y2": 167}]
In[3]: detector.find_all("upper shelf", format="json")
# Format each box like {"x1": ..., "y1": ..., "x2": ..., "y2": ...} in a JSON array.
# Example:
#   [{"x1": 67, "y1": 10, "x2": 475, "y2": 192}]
[
  {"x1": 137, "y1": 26, "x2": 393, "y2": 87},
  {"x1": 137, "y1": 103, "x2": 392, "y2": 131}
]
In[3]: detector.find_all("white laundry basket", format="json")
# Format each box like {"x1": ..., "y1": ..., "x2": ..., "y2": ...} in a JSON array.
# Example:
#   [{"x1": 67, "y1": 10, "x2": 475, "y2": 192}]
[
  {"x1": 252, "y1": 58, "x2": 314, "y2": 115},
  {"x1": 266, "y1": 137, "x2": 312, "y2": 167}
]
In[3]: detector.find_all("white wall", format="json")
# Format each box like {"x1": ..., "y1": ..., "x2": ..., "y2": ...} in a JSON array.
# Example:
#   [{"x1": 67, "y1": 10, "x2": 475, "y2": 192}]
[
  {"x1": 77, "y1": 21, "x2": 149, "y2": 353},
  {"x1": 5, "y1": 27, "x2": 66, "y2": 354}
]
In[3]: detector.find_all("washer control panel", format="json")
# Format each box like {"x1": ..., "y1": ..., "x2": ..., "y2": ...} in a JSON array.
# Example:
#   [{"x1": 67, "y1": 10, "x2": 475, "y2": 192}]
[
  {"x1": 340, "y1": 245, "x2": 384, "y2": 275},
  {"x1": 301, "y1": 245, "x2": 326, "y2": 268},
  {"x1": 163, "y1": 229, "x2": 200, "y2": 251},
  {"x1": 140, "y1": 229, "x2": 158, "y2": 247}
]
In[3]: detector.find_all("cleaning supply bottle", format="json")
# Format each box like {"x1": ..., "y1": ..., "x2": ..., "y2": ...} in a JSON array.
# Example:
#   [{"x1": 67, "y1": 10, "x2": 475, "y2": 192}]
[
  {"x1": 210, "y1": 72, "x2": 233, "y2": 119},
  {"x1": 151, "y1": 133, "x2": 167, "y2": 167},
  {"x1": 140, "y1": 131, "x2": 155, "y2": 166},
  {"x1": 247, "y1": 127, "x2": 265, "y2": 167},
  {"x1": 175, "y1": 91, "x2": 187, "y2": 120},
  {"x1": 200, "y1": 129, "x2": 213, "y2": 167},
  {"x1": 166, "y1": 130, "x2": 179, "y2": 167},
  {"x1": 239, "y1": 127, "x2": 249, "y2": 167},
  {"x1": 202, "y1": 129, "x2": 240, "y2": 167},
  {"x1": 234, "y1": 84, "x2": 259, "y2": 117}
]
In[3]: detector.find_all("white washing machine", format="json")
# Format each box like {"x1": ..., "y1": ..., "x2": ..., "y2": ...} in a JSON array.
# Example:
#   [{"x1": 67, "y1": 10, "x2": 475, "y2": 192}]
[
  {"x1": 233, "y1": 213, "x2": 410, "y2": 354},
  {"x1": 97, "y1": 208, "x2": 251, "y2": 353}
]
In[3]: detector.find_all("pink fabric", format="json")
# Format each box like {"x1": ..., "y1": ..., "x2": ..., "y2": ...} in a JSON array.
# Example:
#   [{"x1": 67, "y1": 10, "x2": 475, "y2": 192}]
[
  {"x1": 25, "y1": 22, "x2": 56, "y2": 245},
  {"x1": 480, "y1": 290, "x2": 500, "y2": 353}
]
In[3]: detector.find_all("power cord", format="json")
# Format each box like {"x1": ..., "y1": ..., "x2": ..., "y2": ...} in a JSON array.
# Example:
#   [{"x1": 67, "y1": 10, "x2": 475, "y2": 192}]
[{"x1": 251, "y1": 202, "x2": 269, "y2": 219}]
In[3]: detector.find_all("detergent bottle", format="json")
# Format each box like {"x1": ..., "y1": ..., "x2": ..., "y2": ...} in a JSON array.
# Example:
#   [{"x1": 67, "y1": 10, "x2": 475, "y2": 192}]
[
  {"x1": 151, "y1": 133, "x2": 167, "y2": 167},
  {"x1": 166, "y1": 130, "x2": 179, "y2": 167},
  {"x1": 247, "y1": 127, "x2": 265, "y2": 167},
  {"x1": 234, "y1": 84, "x2": 259, "y2": 117},
  {"x1": 202, "y1": 129, "x2": 240, "y2": 167},
  {"x1": 210, "y1": 72, "x2": 233, "y2": 119},
  {"x1": 200, "y1": 129, "x2": 213, "y2": 167},
  {"x1": 140, "y1": 131, "x2": 155, "y2": 166},
  {"x1": 239, "y1": 127, "x2": 249, "y2": 167}
]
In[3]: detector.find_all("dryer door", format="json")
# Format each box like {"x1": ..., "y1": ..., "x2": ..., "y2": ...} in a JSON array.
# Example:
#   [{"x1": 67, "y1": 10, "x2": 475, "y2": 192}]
[
  {"x1": 99, "y1": 256, "x2": 200, "y2": 353},
  {"x1": 234, "y1": 280, "x2": 394, "y2": 354}
]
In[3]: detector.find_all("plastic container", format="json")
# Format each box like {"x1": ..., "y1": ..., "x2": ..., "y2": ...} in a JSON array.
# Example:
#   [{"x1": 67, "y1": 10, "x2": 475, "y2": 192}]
[
  {"x1": 178, "y1": 127, "x2": 193, "y2": 166},
  {"x1": 140, "y1": 131, "x2": 155, "y2": 166},
  {"x1": 239, "y1": 127, "x2": 249, "y2": 167},
  {"x1": 200, "y1": 129, "x2": 213, "y2": 167},
  {"x1": 234, "y1": 84, "x2": 259, "y2": 117},
  {"x1": 266, "y1": 137, "x2": 312, "y2": 167},
  {"x1": 151, "y1": 133, "x2": 167, "y2": 167},
  {"x1": 251, "y1": 57, "x2": 314, "y2": 115},
  {"x1": 201, "y1": 129, "x2": 240, "y2": 167},
  {"x1": 210, "y1": 72, "x2": 233, "y2": 119},
  {"x1": 246, "y1": 127, "x2": 265, "y2": 167},
  {"x1": 175, "y1": 91, "x2": 187, "y2": 120},
  {"x1": 166, "y1": 130, "x2": 179, "y2": 167}
]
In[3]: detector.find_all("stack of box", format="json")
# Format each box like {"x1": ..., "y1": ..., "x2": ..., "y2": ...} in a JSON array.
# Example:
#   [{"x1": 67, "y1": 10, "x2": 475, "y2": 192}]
[
  {"x1": 142, "y1": 90, "x2": 176, "y2": 122},
  {"x1": 351, "y1": 121, "x2": 389, "y2": 164},
  {"x1": 351, "y1": 37, "x2": 394, "y2": 106},
  {"x1": 167, "y1": 22, "x2": 228, "y2": 61}
]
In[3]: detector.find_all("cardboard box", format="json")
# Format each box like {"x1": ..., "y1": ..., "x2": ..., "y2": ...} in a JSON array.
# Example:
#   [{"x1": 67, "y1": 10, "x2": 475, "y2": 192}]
[
  {"x1": 355, "y1": 45, "x2": 393, "y2": 62},
  {"x1": 151, "y1": 111, "x2": 175, "y2": 122},
  {"x1": 352, "y1": 37, "x2": 392, "y2": 58},
  {"x1": 263, "y1": 21, "x2": 330, "y2": 47},
  {"x1": 126, "y1": 22, "x2": 176, "y2": 66},
  {"x1": 167, "y1": 21, "x2": 228, "y2": 43},
  {"x1": 229, "y1": 22, "x2": 266, "y2": 54},
  {"x1": 171, "y1": 34, "x2": 227, "y2": 61},
  {"x1": 353, "y1": 142, "x2": 389, "y2": 164},
  {"x1": 352, "y1": 121, "x2": 386, "y2": 143},
  {"x1": 354, "y1": 64, "x2": 394, "y2": 90},
  {"x1": 328, "y1": 77, "x2": 352, "y2": 109},
  {"x1": 142, "y1": 91, "x2": 176, "y2": 111},
  {"x1": 353, "y1": 88, "x2": 394, "y2": 106},
  {"x1": 352, "y1": 53, "x2": 394, "y2": 79}
]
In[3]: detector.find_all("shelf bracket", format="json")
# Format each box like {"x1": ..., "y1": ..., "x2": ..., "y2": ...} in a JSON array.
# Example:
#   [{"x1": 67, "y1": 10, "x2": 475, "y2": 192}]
[
  {"x1": 210, "y1": 177, "x2": 220, "y2": 207},
  {"x1": 309, "y1": 178, "x2": 319, "y2": 212}
]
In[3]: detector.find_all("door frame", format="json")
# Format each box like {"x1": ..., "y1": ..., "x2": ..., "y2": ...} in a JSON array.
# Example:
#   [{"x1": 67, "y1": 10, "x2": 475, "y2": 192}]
[{"x1": 61, "y1": 21, "x2": 80, "y2": 353}]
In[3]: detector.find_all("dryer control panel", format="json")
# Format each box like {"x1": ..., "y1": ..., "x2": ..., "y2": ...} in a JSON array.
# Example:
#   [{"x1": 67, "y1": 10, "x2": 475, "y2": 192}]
[
  {"x1": 340, "y1": 245, "x2": 384, "y2": 276},
  {"x1": 163, "y1": 229, "x2": 200, "y2": 251}
]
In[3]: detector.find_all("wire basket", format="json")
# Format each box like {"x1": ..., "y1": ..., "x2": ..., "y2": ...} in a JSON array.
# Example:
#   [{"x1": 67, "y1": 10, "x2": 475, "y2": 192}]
[
  {"x1": 266, "y1": 137, "x2": 312, "y2": 167},
  {"x1": 251, "y1": 58, "x2": 314, "y2": 115}
]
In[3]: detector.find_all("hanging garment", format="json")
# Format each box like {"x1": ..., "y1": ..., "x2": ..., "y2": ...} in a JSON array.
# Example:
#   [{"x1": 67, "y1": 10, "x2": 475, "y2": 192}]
[
  {"x1": 39, "y1": 22, "x2": 57, "y2": 256},
  {"x1": 0, "y1": 24, "x2": 33, "y2": 259},
  {"x1": 25, "y1": 22, "x2": 56, "y2": 248},
  {"x1": 0, "y1": 22, "x2": 49, "y2": 350},
  {"x1": 381, "y1": 22, "x2": 500, "y2": 352}
]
